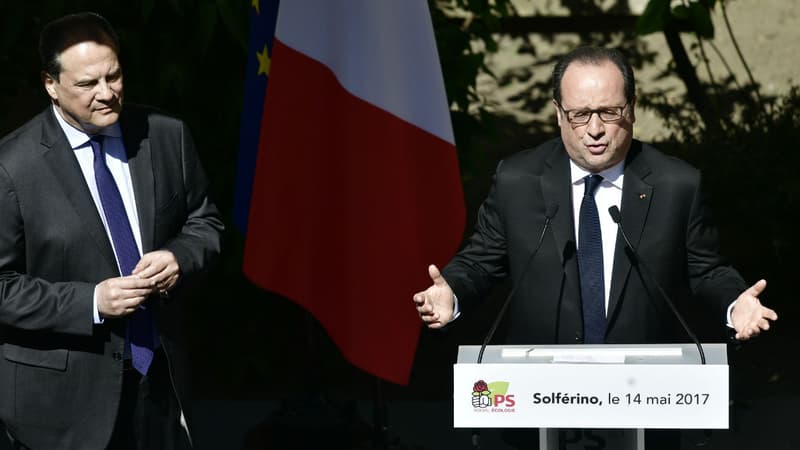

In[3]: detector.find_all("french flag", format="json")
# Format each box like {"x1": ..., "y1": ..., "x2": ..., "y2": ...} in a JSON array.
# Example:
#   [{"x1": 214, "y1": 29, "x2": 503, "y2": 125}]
[{"x1": 243, "y1": 0, "x2": 465, "y2": 385}]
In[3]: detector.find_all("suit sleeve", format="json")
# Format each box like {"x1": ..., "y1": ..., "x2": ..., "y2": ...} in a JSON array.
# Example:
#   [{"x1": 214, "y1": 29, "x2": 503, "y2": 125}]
[
  {"x1": 442, "y1": 161, "x2": 509, "y2": 313},
  {"x1": 0, "y1": 164, "x2": 95, "y2": 336},
  {"x1": 159, "y1": 120, "x2": 224, "y2": 280},
  {"x1": 684, "y1": 173, "x2": 748, "y2": 319}
]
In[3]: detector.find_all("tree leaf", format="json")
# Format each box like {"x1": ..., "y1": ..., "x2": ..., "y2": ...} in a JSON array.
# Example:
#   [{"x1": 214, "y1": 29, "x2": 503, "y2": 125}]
[
  {"x1": 636, "y1": 0, "x2": 671, "y2": 35},
  {"x1": 671, "y1": 4, "x2": 690, "y2": 20},
  {"x1": 687, "y1": 1, "x2": 715, "y2": 38}
]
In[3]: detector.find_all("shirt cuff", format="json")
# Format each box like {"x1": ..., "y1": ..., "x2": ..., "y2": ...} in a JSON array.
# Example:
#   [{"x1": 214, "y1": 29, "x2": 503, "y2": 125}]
[
  {"x1": 93, "y1": 286, "x2": 104, "y2": 324},
  {"x1": 726, "y1": 300, "x2": 736, "y2": 329},
  {"x1": 452, "y1": 293, "x2": 461, "y2": 321}
]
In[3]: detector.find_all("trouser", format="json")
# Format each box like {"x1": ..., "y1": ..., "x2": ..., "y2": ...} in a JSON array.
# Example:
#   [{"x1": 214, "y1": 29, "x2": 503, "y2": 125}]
[{"x1": 106, "y1": 348, "x2": 192, "y2": 450}]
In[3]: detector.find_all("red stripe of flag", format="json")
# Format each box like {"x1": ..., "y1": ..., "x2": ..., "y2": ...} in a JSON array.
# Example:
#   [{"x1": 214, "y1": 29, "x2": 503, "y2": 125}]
[{"x1": 244, "y1": 24, "x2": 464, "y2": 385}]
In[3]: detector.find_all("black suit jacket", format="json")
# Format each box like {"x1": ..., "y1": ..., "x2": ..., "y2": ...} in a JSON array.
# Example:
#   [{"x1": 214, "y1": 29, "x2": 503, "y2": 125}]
[
  {"x1": 0, "y1": 105, "x2": 223, "y2": 449},
  {"x1": 443, "y1": 138, "x2": 746, "y2": 345}
]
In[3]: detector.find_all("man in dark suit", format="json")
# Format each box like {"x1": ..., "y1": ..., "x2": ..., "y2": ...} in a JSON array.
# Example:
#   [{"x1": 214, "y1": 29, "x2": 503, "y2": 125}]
[
  {"x1": 413, "y1": 46, "x2": 776, "y2": 344},
  {"x1": 0, "y1": 12, "x2": 223, "y2": 449},
  {"x1": 413, "y1": 45, "x2": 777, "y2": 450}
]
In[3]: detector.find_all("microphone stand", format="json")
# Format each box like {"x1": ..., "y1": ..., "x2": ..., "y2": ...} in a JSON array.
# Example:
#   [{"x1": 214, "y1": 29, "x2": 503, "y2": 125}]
[
  {"x1": 471, "y1": 205, "x2": 557, "y2": 450},
  {"x1": 477, "y1": 205, "x2": 558, "y2": 363},
  {"x1": 608, "y1": 206, "x2": 706, "y2": 364}
]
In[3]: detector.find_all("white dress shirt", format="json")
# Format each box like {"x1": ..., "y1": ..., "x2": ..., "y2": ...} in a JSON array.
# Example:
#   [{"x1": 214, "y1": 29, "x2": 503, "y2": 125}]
[{"x1": 52, "y1": 106, "x2": 143, "y2": 323}]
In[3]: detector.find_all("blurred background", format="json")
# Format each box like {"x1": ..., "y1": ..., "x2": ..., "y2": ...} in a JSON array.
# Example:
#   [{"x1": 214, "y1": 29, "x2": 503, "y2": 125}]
[{"x1": 0, "y1": 0, "x2": 797, "y2": 448}]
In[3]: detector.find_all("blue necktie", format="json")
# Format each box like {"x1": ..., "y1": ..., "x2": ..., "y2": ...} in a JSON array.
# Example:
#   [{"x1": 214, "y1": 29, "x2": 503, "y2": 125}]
[
  {"x1": 578, "y1": 174, "x2": 605, "y2": 344},
  {"x1": 90, "y1": 136, "x2": 155, "y2": 375}
]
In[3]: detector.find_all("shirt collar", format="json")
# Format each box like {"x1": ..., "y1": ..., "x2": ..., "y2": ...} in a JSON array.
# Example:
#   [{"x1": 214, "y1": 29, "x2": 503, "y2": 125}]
[
  {"x1": 51, "y1": 105, "x2": 122, "y2": 150},
  {"x1": 569, "y1": 157, "x2": 625, "y2": 190}
]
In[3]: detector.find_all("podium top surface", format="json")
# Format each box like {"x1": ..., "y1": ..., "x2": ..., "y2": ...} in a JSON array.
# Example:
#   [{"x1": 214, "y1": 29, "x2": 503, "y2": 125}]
[{"x1": 457, "y1": 343, "x2": 726, "y2": 365}]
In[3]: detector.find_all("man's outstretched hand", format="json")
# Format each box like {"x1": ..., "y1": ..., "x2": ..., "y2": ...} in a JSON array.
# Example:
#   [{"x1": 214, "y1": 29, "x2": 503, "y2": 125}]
[
  {"x1": 731, "y1": 279, "x2": 778, "y2": 341},
  {"x1": 412, "y1": 265, "x2": 455, "y2": 329}
]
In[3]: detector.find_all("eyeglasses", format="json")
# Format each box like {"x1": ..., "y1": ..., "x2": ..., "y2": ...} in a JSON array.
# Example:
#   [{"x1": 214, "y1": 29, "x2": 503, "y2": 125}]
[{"x1": 558, "y1": 102, "x2": 630, "y2": 125}]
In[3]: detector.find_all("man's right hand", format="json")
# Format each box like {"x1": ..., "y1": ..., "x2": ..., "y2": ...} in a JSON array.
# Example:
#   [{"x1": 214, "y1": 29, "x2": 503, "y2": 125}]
[
  {"x1": 96, "y1": 276, "x2": 156, "y2": 318},
  {"x1": 412, "y1": 264, "x2": 455, "y2": 329}
]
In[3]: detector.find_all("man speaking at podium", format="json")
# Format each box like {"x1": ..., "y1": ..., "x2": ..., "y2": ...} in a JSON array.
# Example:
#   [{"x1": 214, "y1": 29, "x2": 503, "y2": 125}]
[{"x1": 412, "y1": 46, "x2": 777, "y2": 448}]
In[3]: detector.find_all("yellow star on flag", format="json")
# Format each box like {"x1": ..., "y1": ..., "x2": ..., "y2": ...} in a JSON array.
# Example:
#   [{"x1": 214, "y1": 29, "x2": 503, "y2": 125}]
[
  {"x1": 256, "y1": 44, "x2": 271, "y2": 77},
  {"x1": 252, "y1": 0, "x2": 260, "y2": 15}
]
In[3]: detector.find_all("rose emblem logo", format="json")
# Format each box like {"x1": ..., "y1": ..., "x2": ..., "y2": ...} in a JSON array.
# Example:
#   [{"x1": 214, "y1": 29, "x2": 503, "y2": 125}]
[{"x1": 472, "y1": 379, "x2": 492, "y2": 408}]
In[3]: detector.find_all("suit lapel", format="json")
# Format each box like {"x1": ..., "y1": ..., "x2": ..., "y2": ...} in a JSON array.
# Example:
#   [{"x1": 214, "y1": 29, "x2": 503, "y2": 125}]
[
  {"x1": 607, "y1": 141, "x2": 653, "y2": 319},
  {"x1": 540, "y1": 145, "x2": 580, "y2": 300},
  {"x1": 120, "y1": 110, "x2": 155, "y2": 254},
  {"x1": 38, "y1": 109, "x2": 119, "y2": 271}
]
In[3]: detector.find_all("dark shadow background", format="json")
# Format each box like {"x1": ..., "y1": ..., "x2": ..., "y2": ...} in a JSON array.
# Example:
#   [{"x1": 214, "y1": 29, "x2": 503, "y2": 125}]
[{"x1": 0, "y1": 1, "x2": 797, "y2": 449}]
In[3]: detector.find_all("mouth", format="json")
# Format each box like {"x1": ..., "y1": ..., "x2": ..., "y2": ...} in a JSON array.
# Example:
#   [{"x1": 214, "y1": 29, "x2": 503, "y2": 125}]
[
  {"x1": 94, "y1": 106, "x2": 117, "y2": 115},
  {"x1": 93, "y1": 101, "x2": 119, "y2": 113},
  {"x1": 585, "y1": 143, "x2": 608, "y2": 155}
]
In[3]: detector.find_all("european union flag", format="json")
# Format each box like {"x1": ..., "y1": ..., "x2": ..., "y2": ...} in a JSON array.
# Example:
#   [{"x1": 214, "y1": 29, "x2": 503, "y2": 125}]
[{"x1": 234, "y1": 0, "x2": 280, "y2": 232}]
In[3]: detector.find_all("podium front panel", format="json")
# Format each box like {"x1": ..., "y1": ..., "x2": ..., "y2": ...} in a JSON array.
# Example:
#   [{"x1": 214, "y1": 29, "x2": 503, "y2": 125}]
[{"x1": 454, "y1": 344, "x2": 728, "y2": 430}]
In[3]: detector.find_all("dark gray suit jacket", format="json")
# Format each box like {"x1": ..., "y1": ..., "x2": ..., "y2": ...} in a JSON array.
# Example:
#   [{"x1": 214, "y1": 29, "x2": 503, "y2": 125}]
[
  {"x1": 443, "y1": 138, "x2": 746, "y2": 345},
  {"x1": 0, "y1": 105, "x2": 223, "y2": 449}
]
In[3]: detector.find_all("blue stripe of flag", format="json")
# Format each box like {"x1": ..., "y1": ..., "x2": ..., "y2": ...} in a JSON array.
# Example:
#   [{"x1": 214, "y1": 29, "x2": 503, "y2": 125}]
[{"x1": 234, "y1": 0, "x2": 280, "y2": 233}]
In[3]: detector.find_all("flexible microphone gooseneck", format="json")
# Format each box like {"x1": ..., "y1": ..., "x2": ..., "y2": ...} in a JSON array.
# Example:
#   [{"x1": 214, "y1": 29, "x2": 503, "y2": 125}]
[
  {"x1": 476, "y1": 204, "x2": 559, "y2": 363},
  {"x1": 608, "y1": 205, "x2": 706, "y2": 364}
]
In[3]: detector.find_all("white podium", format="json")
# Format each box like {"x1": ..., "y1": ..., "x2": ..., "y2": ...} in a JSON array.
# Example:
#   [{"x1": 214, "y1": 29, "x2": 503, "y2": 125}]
[{"x1": 454, "y1": 344, "x2": 728, "y2": 449}]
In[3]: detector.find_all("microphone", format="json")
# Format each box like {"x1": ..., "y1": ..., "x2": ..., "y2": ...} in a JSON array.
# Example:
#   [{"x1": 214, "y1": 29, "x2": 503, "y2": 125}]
[
  {"x1": 608, "y1": 206, "x2": 706, "y2": 364},
  {"x1": 477, "y1": 204, "x2": 559, "y2": 363}
]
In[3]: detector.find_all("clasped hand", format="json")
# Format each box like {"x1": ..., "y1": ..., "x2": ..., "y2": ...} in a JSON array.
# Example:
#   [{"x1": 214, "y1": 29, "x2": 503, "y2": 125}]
[{"x1": 97, "y1": 250, "x2": 181, "y2": 318}]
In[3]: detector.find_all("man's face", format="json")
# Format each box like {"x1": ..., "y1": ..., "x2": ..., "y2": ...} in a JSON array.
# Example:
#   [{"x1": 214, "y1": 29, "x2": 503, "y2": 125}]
[
  {"x1": 553, "y1": 61, "x2": 634, "y2": 173},
  {"x1": 44, "y1": 40, "x2": 123, "y2": 134}
]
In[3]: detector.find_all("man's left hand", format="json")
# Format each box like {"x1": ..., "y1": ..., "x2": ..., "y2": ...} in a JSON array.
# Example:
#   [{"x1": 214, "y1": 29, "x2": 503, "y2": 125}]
[
  {"x1": 731, "y1": 279, "x2": 778, "y2": 341},
  {"x1": 133, "y1": 250, "x2": 181, "y2": 293}
]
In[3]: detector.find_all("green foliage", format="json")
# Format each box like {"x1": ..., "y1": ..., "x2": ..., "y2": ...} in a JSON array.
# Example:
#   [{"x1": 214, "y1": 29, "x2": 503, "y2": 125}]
[
  {"x1": 684, "y1": 1, "x2": 715, "y2": 37},
  {"x1": 429, "y1": 0, "x2": 516, "y2": 180},
  {"x1": 638, "y1": 0, "x2": 715, "y2": 38},
  {"x1": 636, "y1": 0, "x2": 770, "y2": 135},
  {"x1": 656, "y1": 88, "x2": 800, "y2": 290},
  {"x1": 637, "y1": 0, "x2": 672, "y2": 35},
  {"x1": 635, "y1": 0, "x2": 799, "y2": 329}
]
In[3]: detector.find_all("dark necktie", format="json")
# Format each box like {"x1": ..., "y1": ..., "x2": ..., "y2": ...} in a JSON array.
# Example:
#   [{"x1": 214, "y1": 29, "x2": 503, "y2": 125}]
[
  {"x1": 90, "y1": 135, "x2": 155, "y2": 375},
  {"x1": 578, "y1": 174, "x2": 605, "y2": 344}
]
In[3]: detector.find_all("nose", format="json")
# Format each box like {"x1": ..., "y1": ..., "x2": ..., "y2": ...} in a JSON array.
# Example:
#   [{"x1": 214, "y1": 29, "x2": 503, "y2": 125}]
[
  {"x1": 584, "y1": 112, "x2": 605, "y2": 139},
  {"x1": 95, "y1": 80, "x2": 115, "y2": 101}
]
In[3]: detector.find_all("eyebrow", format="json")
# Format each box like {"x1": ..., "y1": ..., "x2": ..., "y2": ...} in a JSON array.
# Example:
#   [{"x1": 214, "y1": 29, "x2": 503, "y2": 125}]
[
  {"x1": 560, "y1": 103, "x2": 626, "y2": 111},
  {"x1": 71, "y1": 66, "x2": 122, "y2": 86}
]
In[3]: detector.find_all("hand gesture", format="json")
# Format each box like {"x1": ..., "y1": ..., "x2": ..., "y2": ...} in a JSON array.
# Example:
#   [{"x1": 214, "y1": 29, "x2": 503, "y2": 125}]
[
  {"x1": 96, "y1": 276, "x2": 156, "y2": 318},
  {"x1": 731, "y1": 279, "x2": 778, "y2": 341},
  {"x1": 412, "y1": 264, "x2": 455, "y2": 329},
  {"x1": 133, "y1": 250, "x2": 181, "y2": 293}
]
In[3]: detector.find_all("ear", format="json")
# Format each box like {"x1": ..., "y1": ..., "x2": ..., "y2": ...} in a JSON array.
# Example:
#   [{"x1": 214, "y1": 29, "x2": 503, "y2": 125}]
[
  {"x1": 629, "y1": 96, "x2": 636, "y2": 124},
  {"x1": 42, "y1": 71, "x2": 58, "y2": 101},
  {"x1": 553, "y1": 99, "x2": 564, "y2": 127}
]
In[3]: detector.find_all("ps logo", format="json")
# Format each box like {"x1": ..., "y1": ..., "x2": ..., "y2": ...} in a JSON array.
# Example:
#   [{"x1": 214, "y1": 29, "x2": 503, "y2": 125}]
[{"x1": 471, "y1": 380, "x2": 515, "y2": 408}]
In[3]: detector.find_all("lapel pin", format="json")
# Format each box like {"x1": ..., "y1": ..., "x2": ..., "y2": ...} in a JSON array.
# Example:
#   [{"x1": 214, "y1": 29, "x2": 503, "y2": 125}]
[{"x1": 639, "y1": 193, "x2": 647, "y2": 199}]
